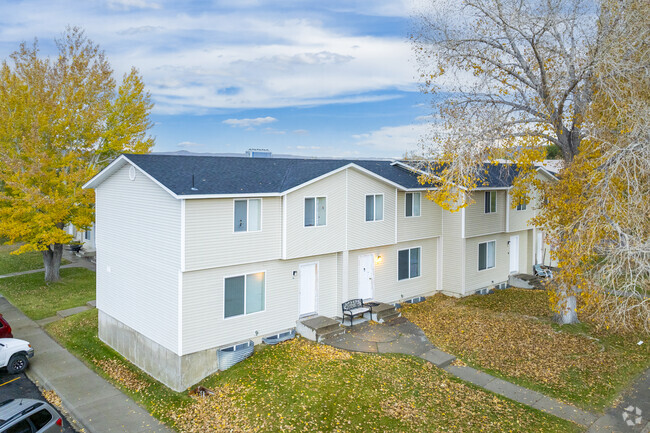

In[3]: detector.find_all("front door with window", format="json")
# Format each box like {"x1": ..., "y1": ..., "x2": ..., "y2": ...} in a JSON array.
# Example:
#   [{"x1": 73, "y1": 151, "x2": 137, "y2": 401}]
[
  {"x1": 299, "y1": 263, "x2": 318, "y2": 316},
  {"x1": 358, "y1": 254, "x2": 375, "y2": 300},
  {"x1": 509, "y1": 235, "x2": 519, "y2": 274}
]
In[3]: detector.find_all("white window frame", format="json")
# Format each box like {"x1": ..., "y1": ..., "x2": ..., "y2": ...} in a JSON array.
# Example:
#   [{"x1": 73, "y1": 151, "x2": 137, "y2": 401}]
[
  {"x1": 365, "y1": 193, "x2": 384, "y2": 222},
  {"x1": 304, "y1": 196, "x2": 327, "y2": 227},
  {"x1": 397, "y1": 246, "x2": 422, "y2": 281},
  {"x1": 516, "y1": 195, "x2": 527, "y2": 211},
  {"x1": 223, "y1": 270, "x2": 266, "y2": 319},
  {"x1": 405, "y1": 192, "x2": 421, "y2": 218},
  {"x1": 233, "y1": 198, "x2": 263, "y2": 233},
  {"x1": 485, "y1": 191, "x2": 497, "y2": 214},
  {"x1": 478, "y1": 240, "x2": 496, "y2": 271}
]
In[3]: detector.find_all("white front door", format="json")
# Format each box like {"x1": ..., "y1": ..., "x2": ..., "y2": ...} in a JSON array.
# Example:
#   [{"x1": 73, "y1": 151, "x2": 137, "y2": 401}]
[
  {"x1": 299, "y1": 263, "x2": 318, "y2": 316},
  {"x1": 509, "y1": 235, "x2": 520, "y2": 274},
  {"x1": 358, "y1": 254, "x2": 375, "y2": 300},
  {"x1": 536, "y1": 231, "x2": 544, "y2": 265}
]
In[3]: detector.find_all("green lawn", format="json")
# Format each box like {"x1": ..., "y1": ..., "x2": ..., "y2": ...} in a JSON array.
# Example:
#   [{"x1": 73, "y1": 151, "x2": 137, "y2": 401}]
[
  {"x1": 402, "y1": 288, "x2": 650, "y2": 412},
  {"x1": 47, "y1": 309, "x2": 582, "y2": 433},
  {"x1": 0, "y1": 243, "x2": 70, "y2": 275},
  {"x1": 0, "y1": 267, "x2": 96, "y2": 320}
]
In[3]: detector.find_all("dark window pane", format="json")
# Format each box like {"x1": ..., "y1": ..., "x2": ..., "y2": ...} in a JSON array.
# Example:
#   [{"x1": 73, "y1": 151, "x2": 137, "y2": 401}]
[
  {"x1": 365, "y1": 195, "x2": 374, "y2": 221},
  {"x1": 398, "y1": 250, "x2": 409, "y2": 280},
  {"x1": 224, "y1": 276, "x2": 245, "y2": 318},
  {"x1": 375, "y1": 195, "x2": 383, "y2": 220},
  {"x1": 30, "y1": 409, "x2": 53, "y2": 429},
  {"x1": 234, "y1": 200, "x2": 247, "y2": 232},
  {"x1": 6, "y1": 419, "x2": 31, "y2": 433},
  {"x1": 406, "y1": 193, "x2": 413, "y2": 217},
  {"x1": 304, "y1": 198, "x2": 315, "y2": 226},
  {"x1": 479, "y1": 243, "x2": 487, "y2": 270},
  {"x1": 491, "y1": 191, "x2": 497, "y2": 212},
  {"x1": 410, "y1": 248, "x2": 420, "y2": 278},
  {"x1": 484, "y1": 192, "x2": 490, "y2": 213}
]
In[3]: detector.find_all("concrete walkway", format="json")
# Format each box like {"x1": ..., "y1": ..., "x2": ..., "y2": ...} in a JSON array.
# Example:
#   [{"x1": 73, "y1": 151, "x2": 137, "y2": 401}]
[
  {"x1": 0, "y1": 251, "x2": 96, "y2": 279},
  {"x1": 0, "y1": 296, "x2": 173, "y2": 433},
  {"x1": 323, "y1": 317, "x2": 600, "y2": 428}
]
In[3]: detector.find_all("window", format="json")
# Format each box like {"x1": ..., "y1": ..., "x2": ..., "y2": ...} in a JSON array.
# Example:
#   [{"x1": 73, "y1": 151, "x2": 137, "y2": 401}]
[
  {"x1": 234, "y1": 199, "x2": 261, "y2": 232},
  {"x1": 29, "y1": 409, "x2": 53, "y2": 430},
  {"x1": 6, "y1": 419, "x2": 31, "y2": 433},
  {"x1": 224, "y1": 272, "x2": 265, "y2": 318},
  {"x1": 516, "y1": 195, "x2": 527, "y2": 211},
  {"x1": 406, "y1": 192, "x2": 421, "y2": 217},
  {"x1": 398, "y1": 247, "x2": 421, "y2": 280},
  {"x1": 365, "y1": 194, "x2": 384, "y2": 221},
  {"x1": 304, "y1": 197, "x2": 326, "y2": 227},
  {"x1": 484, "y1": 191, "x2": 497, "y2": 213},
  {"x1": 84, "y1": 229, "x2": 91, "y2": 240},
  {"x1": 478, "y1": 241, "x2": 496, "y2": 271}
]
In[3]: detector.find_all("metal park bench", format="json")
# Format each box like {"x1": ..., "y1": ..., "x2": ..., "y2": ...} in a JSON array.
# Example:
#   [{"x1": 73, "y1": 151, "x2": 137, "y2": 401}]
[{"x1": 341, "y1": 299, "x2": 371, "y2": 327}]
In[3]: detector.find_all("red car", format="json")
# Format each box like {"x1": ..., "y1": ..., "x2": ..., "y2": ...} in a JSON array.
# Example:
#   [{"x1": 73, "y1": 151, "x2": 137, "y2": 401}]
[{"x1": 0, "y1": 315, "x2": 12, "y2": 338}]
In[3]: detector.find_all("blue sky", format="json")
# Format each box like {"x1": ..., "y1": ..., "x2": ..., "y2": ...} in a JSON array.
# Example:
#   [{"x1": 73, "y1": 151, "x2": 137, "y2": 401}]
[{"x1": 0, "y1": 0, "x2": 434, "y2": 158}]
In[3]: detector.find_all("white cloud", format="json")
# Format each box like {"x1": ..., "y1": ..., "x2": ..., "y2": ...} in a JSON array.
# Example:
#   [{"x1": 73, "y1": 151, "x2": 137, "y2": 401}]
[
  {"x1": 292, "y1": 129, "x2": 309, "y2": 135},
  {"x1": 352, "y1": 123, "x2": 431, "y2": 157},
  {"x1": 106, "y1": 0, "x2": 161, "y2": 10},
  {"x1": 223, "y1": 116, "x2": 277, "y2": 128},
  {"x1": 263, "y1": 127, "x2": 286, "y2": 135}
]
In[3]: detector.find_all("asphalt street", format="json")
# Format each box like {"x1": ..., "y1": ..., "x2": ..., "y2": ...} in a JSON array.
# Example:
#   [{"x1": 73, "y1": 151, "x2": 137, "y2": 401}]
[{"x1": 0, "y1": 371, "x2": 76, "y2": 432}]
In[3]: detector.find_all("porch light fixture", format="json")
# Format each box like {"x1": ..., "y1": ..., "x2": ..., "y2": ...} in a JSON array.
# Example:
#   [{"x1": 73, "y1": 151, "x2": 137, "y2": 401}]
[{"x1": 375, "y1": 255, "x2": 382, "y2": 264}]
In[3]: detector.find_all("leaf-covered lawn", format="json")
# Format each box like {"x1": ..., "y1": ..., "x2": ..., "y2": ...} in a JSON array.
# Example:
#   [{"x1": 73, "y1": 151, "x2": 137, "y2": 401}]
[
  {"x1": 402, "y1": 289, "x2": 650, "y2": 411},
  {"x1": 0, "y1": 243, "x2": 70, "y2": 275},
  {"x1": 47, "y1": 309, "x2": 581, "y2": 433},
  {"x1": 0, "y1": 267, "x2": 95, "y2": 319}
]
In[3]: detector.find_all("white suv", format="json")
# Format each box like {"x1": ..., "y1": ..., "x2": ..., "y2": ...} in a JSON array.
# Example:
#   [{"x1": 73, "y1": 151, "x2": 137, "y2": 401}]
[{"x1": 0, "y1": 338, "x2": 34, "y2": 374}]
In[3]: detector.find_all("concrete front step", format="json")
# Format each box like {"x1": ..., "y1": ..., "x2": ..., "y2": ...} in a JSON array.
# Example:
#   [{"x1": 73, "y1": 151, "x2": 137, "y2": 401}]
[
  {"x1": 296, "y1": 315, "x2": 344, "y2": 342},
  {"x1": 370, "y1": 302, "x2": 400, "y2": 323}
]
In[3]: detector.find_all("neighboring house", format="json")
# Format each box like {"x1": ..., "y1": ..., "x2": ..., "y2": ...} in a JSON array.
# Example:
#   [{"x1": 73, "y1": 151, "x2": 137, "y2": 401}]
[
  {"x1": 65, "y1": 223, "x2": 96, "y2": 253},
  {"x1": 83, "y1": 153, "x2": 556, "y2": 391}
]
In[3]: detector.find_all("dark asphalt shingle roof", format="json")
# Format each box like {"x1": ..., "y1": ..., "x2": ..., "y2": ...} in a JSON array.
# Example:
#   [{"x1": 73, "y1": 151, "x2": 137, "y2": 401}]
[{"x1": 122, "y1": 154, "x2": 521, "y2": 196}]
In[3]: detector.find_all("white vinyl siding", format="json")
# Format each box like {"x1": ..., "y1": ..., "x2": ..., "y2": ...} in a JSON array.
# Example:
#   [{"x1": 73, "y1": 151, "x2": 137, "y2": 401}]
[
  {"x1": 286, "y1": 171, "x2": 346, "y2": 258},
  {"x1": 397, "y1": 192, "x2": 442, "y2": 242},
  {"x1": 365, "y1": 194, "x2": 384, "y2": 222},
  {"x1": 182, "y1": 254, "x2": 338, "y2": 354},
  {"x1": 346, "y1": 169, "x2": 395, "y2": 250},
  {"x1": 95, "y1": 163, "x2": 180, "y2": 353},
  {"x1": 441, "y1": 209, "x2": 464, "y2": 295},
  {"x1": 346, "y1": 238, "x2": 438, "y2": 303},
  {"x1": 465, "y1": 233, "x2": 510, "y2": 293},
  {"x1": 185, "y1": 197, "x2": 281, "y2": 271},
  {"x1": 406, "y1": 192, "x2": 421, "y2": 217},
  {"x1": 465, "y1": 191, "x2": 506, "y2": 237}
]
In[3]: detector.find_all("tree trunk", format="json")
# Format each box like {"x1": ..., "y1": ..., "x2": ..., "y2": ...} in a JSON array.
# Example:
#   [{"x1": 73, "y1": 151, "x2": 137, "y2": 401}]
[
  {"x1": 43, "y1": 243, "x2": 63, "y2": 283},
  {"x1": 553, "y1": 287, "x2": 579, "y2": 325}
]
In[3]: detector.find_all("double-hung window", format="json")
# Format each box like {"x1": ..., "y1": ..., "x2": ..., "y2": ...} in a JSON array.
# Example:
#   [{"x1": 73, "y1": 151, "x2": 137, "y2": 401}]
[
  {"x1": 224, "y1": 272, "x2": 265, "y2": 318},
  {"x1": 484, "y1": 191, "x2": 497, "y2": 213},
  {"x1": 478, "y1": 241, "x2": 496, "y2": 270},
  {"x1": 234, "y1": 199, "x2": 261, "y2": 232},
  {"x1": 304, "y1": 197, "x2": 326, "y2": 227},
  {"x1": 516, "y1": 195, "x2": 527, "y2": 211},
  {"x1": 406, "y1": 192, "x2": 421, "y2": 217},
  {"x1": 398, "y1": 247, "x2": 421, "y2": 280},
  {"x1": 365, "y1": 194, "x2": 384, "y2": 222}
]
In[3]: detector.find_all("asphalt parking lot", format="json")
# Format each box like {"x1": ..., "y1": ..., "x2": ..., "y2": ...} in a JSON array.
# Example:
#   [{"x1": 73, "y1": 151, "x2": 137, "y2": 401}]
[{"x1": 0, "y1": 371, "x2": 76, "y2": 432}]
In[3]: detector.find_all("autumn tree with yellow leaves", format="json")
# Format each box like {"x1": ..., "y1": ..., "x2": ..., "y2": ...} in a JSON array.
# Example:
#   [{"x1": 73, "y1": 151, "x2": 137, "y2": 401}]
[
  {"x1": 0, "y1": 27, "x2": 154, "y2": 282},
  {"x1": 413, "y1": 0, "x2": 649, "y2": 330}
]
